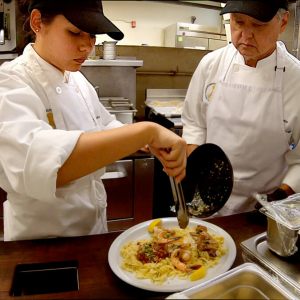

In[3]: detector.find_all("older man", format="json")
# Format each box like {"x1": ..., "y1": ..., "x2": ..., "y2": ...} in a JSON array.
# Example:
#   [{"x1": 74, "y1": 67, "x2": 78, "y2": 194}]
[{"x1": 182, "y1": 0, "x2": 300, "y2": 216}]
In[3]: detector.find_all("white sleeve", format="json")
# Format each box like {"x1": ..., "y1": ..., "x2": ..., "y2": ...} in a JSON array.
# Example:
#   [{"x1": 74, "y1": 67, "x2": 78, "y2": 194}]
[
  {"x1": 0, "y1": 69, "x2": 83, "y2": 203},
  {"x1": 181, "y1": 61, "x2": 207, "y2": 145}
]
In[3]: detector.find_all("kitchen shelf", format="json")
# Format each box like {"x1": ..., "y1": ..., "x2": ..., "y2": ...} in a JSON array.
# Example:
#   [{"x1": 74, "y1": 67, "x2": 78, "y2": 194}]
[{"x1": 82, "y1": 58, "x2": 143, "y2": 67}]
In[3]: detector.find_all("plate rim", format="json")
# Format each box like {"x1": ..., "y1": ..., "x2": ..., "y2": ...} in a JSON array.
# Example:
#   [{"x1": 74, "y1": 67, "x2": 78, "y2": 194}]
[{"x1": 108, "y1": 217, "x2": 237, "y2": 293}]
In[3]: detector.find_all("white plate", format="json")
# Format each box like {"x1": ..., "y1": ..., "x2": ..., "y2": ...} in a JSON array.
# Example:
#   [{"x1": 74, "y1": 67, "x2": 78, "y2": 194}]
[{"x1": 108, "y1": 218, "x2": 237, "y2": 293}]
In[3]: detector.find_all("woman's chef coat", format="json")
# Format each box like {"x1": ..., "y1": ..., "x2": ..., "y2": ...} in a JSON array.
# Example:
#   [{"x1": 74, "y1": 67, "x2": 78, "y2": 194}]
[
  {"x1": 0, "y1": 44, "x2": 123, "y2": 241},
  {"x1": 182, "y1": 41, "x2": 300, "y2": 215}
]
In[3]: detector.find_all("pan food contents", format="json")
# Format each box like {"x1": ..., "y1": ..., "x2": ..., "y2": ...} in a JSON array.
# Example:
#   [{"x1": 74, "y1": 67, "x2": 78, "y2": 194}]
[
  {"x1": 182, "y1": 144, "x2": 233, "y2": 218},
  {"x1": 120, "y1": 224, "x2": 227, "y2": 285},
  {"x1": 197, "y1": 158, "x2": 232, "y2": 210},
  {"x1": 187, "y1": 189, "x2": 212, "y2": 215}
]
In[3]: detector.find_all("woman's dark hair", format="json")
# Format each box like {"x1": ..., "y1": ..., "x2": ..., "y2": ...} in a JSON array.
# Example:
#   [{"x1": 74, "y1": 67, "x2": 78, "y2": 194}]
[{"x1": 19, "y1": 0, "x2": 63, "y2": 42}]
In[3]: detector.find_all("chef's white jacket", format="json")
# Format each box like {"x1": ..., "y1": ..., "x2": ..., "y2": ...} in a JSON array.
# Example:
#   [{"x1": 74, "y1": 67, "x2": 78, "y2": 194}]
[
  {"x1": 0, "y1": 44, "x2": 123, "y2": 241},
  {"x1": 182, "y1": 42, "x2": 300, "y2": 200}
]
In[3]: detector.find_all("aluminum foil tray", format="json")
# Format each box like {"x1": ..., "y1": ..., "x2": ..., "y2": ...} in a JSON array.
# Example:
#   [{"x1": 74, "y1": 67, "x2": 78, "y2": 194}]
[{"x1": 241, "y1": 232, "x2": 300, "y2": 298}]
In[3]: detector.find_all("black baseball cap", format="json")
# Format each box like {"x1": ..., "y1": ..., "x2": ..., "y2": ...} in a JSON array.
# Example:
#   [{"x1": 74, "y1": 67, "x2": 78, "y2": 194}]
[
  {"x1": 220, "y1": 0, "x2": 289, "y2": 22},
  {"x1": 29, "y1": 0, "x2": 124, "y2": 40}
]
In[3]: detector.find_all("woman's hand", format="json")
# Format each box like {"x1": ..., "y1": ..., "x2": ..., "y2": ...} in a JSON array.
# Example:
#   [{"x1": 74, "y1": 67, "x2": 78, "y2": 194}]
[
  {"x1": 139, "y1": 144, "x2": 150, "y2": 153},
  {"x1": 148, "y1": 126, "x2": 187, "y2": 183}
]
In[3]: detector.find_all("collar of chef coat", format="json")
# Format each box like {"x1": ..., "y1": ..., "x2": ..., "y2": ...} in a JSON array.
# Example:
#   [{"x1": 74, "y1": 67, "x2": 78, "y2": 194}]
[
  {"x1": 235, "y1": 45, "x2": 277, "y2": 69},
  {"x1": 226, "y1": 45, "x2": 278, "y2": 87},
  {"x1": 26, "y1": 44, "x2": 71, "y2": 87}
]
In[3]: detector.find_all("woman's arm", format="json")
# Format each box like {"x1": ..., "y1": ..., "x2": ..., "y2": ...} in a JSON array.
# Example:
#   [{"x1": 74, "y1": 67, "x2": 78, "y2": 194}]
[{"x1": 57, "y1": 122, "x2": 186, "y2": 187}]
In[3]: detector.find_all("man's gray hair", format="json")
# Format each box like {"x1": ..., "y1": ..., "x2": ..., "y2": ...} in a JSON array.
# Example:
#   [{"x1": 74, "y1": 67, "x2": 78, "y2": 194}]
[{"x1": 277, "y1": 8, "x2": 287, "y2": 21}]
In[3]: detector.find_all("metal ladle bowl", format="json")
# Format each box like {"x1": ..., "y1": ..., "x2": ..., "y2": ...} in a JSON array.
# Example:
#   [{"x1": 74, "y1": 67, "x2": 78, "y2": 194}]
[{"x1": 181, "y1": 143, "x2": 234, "y2": 218}]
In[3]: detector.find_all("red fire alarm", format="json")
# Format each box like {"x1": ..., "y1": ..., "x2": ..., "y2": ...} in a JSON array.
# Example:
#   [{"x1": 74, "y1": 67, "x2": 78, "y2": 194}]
[{"x1": 131, "y1": 21, "x2": 136, "y2": 28}]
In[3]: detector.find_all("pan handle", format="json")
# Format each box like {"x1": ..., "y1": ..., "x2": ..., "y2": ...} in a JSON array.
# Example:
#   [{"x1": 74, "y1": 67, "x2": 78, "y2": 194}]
[{"x1": 169, "y1": 176, "x2": 189, "y2": 229}]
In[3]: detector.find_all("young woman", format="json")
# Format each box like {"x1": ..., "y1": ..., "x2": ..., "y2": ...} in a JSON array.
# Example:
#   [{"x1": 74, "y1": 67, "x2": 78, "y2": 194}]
[{"x1": 0, "y1": 0, "x2": 187, "y2": 241}]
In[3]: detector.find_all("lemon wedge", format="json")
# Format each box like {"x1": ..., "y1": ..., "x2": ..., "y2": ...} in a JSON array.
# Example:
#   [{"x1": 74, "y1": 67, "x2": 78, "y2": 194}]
[
  {"x1": 148, "y1": 219, "x2": 162, "y2": 233},
  {"x1": 189, "y1": 266, "x2": 206, "y2": 281}
]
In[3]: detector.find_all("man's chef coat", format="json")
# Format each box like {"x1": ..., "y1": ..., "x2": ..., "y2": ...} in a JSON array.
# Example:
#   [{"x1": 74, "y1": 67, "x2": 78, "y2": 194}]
[
  {"x1": 182, "y1": 42, "x2": 300, "y2": 211},
  {"x1": 0, "y1": 44, "x2": 123, "y2": 240}
]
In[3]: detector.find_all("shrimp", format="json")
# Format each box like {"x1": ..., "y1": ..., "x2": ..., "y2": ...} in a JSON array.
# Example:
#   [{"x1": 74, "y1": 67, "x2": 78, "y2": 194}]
[
  {"x1": 165, "y1": 241, "x2": 190, "y2": 253},
  {"x1": 158, "y1": 231, "x2": 182, "y2": 244},
  {"x1": 171, "y1": 249, "x2": 201, "y2": 272},
  {"x1": 190, "y1": 231, "x2": 212, "y2": 241},
  {"x1": 180, "y1": 249, "x2": 192, "y2": 262},
  {"x1": 196, "y1": 225, "x2": 208, "y2": 233},
  {"x1": 190, "y1": 228, "x2": 219, "y2": 257},
  {"x1": 153, "y1": 226, "x2": 175, "y2": 238},
  {"x1": 197, "y1": 240, "x2": 219, "y2": 252}
]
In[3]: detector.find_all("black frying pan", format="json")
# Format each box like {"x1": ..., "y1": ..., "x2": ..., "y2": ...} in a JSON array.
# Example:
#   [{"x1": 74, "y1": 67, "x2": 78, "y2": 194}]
[{"x1": 181, "y1": 143, "x2": 234, "y2": 218}]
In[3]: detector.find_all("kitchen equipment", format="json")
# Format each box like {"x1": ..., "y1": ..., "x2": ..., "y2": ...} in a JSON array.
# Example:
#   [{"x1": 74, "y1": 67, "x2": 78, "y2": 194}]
[
  {"x1": 10, "y1": 261, "x2": 79, "y2": 296},
  {"x1": 101, "y1": 157, "x2": 154, "y2": 232},
  {"x1": 0, "y1": 0, "x2": 4, "y2": 45},
  {"x1": 169, "y1": 143, "x2": 233, "y2": 228},
  {"x1": 99, "y1": 97, "x2": 137, "y2": 124},
  {"x1": 260, "y1": 207, "x2": 299, "y2": 257},
  {"x1": 241, "y1": 233, "x2": 300, "y2": 298},
  {"x1": 182, "y1": 143, "x2": 233, "y2": 218},
  {"x1": 108, "y1": 217, "x2": 236, "y2": 293},
  {"x1": 164, "y1": 146, "x2": 189, "y2": 229},
  {"x1": 0, "y1": 0, "x2": 25, "y2": 56},
  {"x1": 166, "y1": 263, "x2": 296, "y2": 299},
  {"x1": 0, "y1": 0, "x2": 13, "y2": 48},
  {"x1": 102, "y1": 41, "x2": 117, "y2": 60},
  {"x1": 169, "y1": 176, "x2": 189, "y2": 229},
  {"x1": 145, "y1": 89, "x2": 187, "y2": 137},
  {"x1": 164, "y1": 22, "x2": 227, "y2": 51},
  {"x1": 254, "y1": 193, "x2": 300, "y2": 257},
  {"x1": 146, "y1": 91, "x2": 233, "y2": 219}
]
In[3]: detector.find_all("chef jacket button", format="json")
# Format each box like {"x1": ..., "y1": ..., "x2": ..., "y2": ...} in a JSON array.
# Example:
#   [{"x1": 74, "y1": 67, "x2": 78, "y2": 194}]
[
  {"x1": 56, "y1": 87, "x2": 62, "y2": 94},
  {"x1": 233, "y1": 65, "x2": 239, "y2": 72},
  {"x1": 75, "y1": 86, "x2": 80, "y2": 93}
]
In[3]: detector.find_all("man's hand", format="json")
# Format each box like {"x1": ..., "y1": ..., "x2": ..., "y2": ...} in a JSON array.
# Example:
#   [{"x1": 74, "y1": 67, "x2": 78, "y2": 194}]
[
  {"x1": 254, "y1": 184, "x2": 294, "y2": 210},
  {"x1": 187, "y1": 144, "x2": 199, "y2": 157},
  {"x1": 280, "y1": 183, "x2": 295, "y2": 196}
]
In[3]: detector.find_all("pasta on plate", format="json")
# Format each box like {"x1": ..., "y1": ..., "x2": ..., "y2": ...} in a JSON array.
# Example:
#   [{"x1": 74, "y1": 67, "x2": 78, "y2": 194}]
[{"x1": 120, "y1": 224, "x2": 227, "y2": 285}]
